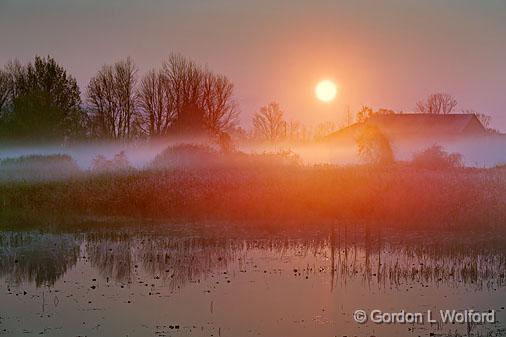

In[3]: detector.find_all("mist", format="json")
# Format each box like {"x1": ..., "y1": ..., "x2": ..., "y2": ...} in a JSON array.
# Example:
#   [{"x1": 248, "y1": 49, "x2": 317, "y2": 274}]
[
  {"x1": 2, "y1": 133, "x2": 506, "y2": 184},
  {"x1": 0, "y1": 140, "x2": 174, "y2": 170}
]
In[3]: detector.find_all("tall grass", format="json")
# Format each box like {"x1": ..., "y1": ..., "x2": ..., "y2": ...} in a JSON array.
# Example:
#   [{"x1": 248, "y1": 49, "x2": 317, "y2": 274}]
[{"x1": 1, "y1": 161, "x2": 505, "y2": 232}]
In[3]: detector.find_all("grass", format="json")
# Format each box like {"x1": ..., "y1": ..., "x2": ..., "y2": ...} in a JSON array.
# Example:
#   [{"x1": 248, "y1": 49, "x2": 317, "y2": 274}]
[{"x1": 1, "y1": 162, "x2": 505, "y2": 232}]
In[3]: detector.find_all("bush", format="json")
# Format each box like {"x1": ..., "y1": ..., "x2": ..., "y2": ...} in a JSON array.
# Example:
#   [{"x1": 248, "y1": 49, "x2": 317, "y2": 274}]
[
  {"x1": 356, "y1": 125, "x2": 393, "y2": 165},
  {"x1": 411, "y1": 145, "x2": 463, "y2": 170},
  {"x1": 0, "y1": 154, "x2": 80, "y2": 181},
  {"x1": 151, "y1": 144, "x2": 218, "y2": 168},
  {"x1": 151, "y1": 143, "x2": 302, "y2": 169},
  {"x1": 91, "y1": 151, "x2": 131, "y2": 172}
]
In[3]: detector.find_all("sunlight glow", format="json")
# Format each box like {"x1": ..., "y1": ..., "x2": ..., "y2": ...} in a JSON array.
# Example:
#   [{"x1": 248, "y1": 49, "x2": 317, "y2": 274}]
[{"x1": 315, "y1": 80, "x2": 337, "y2": 102}]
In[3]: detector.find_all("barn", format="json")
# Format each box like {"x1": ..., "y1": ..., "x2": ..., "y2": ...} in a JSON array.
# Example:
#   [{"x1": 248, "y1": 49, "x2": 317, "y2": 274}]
[
  {"x1": 322, "y1": 113, "x2": 506, "y2": 167},
  {"x1": 324, "y1": 113, "x2": 487, "y2": 142}
]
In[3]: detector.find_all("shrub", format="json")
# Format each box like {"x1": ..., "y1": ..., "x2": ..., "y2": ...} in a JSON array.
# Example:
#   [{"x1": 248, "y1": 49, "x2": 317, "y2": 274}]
[
  {"x1": 151, "y1": 143, "x2": 218, "y2": 168},
  {"x1": 91, "y1": 151, "x2": 131, "y2": 172},
  {"x1": 411, "y1": 145, "x2": 463, "y2": 170},
  {"x1": 151, "y1": 143, "x2": 302, "y2": 169},
  {"x1": 0, "y1": 154, "x2": 80, "y2": 181}
]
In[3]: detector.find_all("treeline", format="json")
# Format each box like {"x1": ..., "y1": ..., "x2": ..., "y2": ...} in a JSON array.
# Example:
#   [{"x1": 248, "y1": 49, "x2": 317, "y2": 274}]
[
  {"x1": 0, "y1": 54, "x2": 340, "y2": 145},
  {"x1": 0, "y1": 54, "x2": 238, "y2": 143},
  {"x1": 0, "y1": 56, "x2": 83, "y2": 141},
  {"x1": 0, "y1": 54, "x2": 496, "y2": 145}
]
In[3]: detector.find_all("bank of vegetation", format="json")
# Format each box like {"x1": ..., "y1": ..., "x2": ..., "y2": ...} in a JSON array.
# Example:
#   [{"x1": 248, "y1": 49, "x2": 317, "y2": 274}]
[{"x1": 1, "y1": 145, "x2": 505, "y2": 232}]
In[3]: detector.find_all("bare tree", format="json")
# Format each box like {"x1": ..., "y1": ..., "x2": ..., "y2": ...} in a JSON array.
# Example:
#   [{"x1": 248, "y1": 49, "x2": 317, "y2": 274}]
[
  {"x1": 87, "y1": 65, "x2": 119, "y2": 138},
  {"x1": 114, "y1": 58, "x2": 138, "y2": 139},
  {"x1": 461, "y1": 109, "x2": 498, "y2": 133},
  {"x1": 286, "y1": 120, "x2": 301, "y2": 143},
  {"x1": 87, "y1": 58, "x2": 139, "y2": 139},
  {"x1": 416, "y1": 93, "x2": 457, "y2": 114},
  {"x1": 475, "y1": 113, "x2": 491, "y2": 129},
  {"x1": 161, "y1": 53, "x2": 237, "y2": 135},
  {"x1": 162, "y1": 54, "x2": 203, "y2": 132},
  {"x1": 252, "y1": 102, "x2": 287, "y2": 143},
  {"x1": 314, "y1": 121, "x2": 339, "y2": 140},
  {"x1": 201, "y1": 71, "x2": 237, "y2": 134},
  {"x1": 138, "y1": 69, "x2": 172, "y2": 137},
  {"x1": 0, "y1": 70, "x2": 10, "y2": 113}
]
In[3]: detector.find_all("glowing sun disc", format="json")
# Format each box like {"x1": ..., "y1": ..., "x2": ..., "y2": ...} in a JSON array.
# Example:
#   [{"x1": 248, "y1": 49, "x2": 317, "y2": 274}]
[{"x1": 315, "y1": 80, "x2": 337, "y2": 102}]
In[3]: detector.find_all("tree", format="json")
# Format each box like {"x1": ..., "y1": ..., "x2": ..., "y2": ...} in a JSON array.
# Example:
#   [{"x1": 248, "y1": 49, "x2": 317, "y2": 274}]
[
  {"x1": 161, "y1": 53, "x2": 237, "y2": 136},
  {"x1": 314, "y1": 121, "x2": 339, "y2": 140},
  {"x1": 474, "y1": 113, "x2": 491, "y2": 129},
  {"x1": 461, "y1": 109, "x2": 499, "y2": 134},
  {"x1": 416, "y1": 93, "x2": 457, "y2": 114},
  {"x1": 0, "y1": 70, "x2": 11, "y2": 113},
  {"x1": 0, "y1": 60, "x2": 34, "y2": 113},
  {"x1": 114, "y1": 58, "x2": 138, "y2": 139},
  {"x1": 138, "y1": 69, "x2": 172, "y2": 137},
  {"x1": 252, "y1": 102, "x2": 287, "y2": 143},
  {"x1": 375, "y1": 108, "x2": 396, "y2": 116},
  {"x1": 356, "y1": 125, "x2": 393, "y2": 165},
  {"x1": 0, "y1": 56, "x2": 84, "y2": 141},
  {"x1": 356, "y1": 106, "x2": 373, "y2": 123},
  {"x1": 286, "y1": 120, "x2": 302, "y2": 143},
  {"x1": 200, "y1": 71, "x2": 237, "y2": 134},
  {"x1": 356, "y1": 106, "x2": 396, "y2": 123},
  {"x1": 86, "y1": 58, "x2": 139, "y2": 139}
]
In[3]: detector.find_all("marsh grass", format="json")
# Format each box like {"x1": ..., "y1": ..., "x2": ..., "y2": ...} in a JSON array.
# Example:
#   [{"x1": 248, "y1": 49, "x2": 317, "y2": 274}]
[{"x1": 1, "y1": 160, "x2": 505, "y2": 232}]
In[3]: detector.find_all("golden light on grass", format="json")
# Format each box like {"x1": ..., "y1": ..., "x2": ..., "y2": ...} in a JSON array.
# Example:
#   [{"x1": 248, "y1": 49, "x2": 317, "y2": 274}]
[{"x1": 315, "y1": 80, "x2": 337, "y2": 102}]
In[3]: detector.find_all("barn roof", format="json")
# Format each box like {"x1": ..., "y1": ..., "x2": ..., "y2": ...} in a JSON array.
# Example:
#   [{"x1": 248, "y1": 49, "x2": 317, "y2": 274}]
[
  {"x1": 324, "y1": 113, "x2": 486, "y2": 142},
  {"x1": 365, "y1": 113, "x2": 485, "y2": 135}
]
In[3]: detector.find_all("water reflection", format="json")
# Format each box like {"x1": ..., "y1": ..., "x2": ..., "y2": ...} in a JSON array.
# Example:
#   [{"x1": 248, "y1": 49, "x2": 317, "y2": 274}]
[
  {"x1": 0, "y1": 232, "x2": 80, "y2": 287},
  {"x1": 1, "y1": 225, "x2": 505, "y2": 291},
  {"x1": 85, "y1": 233, "x2": 243, "y2": 289},
  {"x1": 1, "y1": 225, "x2": 505, "y2": 337}
]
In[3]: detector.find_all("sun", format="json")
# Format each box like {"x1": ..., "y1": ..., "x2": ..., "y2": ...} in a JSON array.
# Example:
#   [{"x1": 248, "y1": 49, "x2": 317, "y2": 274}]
[{"x1": 315, "y1": 80, "x2": 337, "y2": 102}]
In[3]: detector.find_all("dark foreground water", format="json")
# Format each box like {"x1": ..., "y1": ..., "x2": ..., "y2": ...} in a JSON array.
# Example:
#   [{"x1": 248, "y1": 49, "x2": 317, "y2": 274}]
[{"x1": 0, "y1": 224, "x2": 505, "y2": 337}]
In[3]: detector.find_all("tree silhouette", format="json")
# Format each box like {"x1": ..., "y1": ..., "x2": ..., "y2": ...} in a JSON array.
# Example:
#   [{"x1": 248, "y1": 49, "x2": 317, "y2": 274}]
[
  {"x1": 416, "y1": 93, "x2": 457, "y2": 114},
  {"x1": 356, "y1": 125, "x2": 393, "y2": 165},
  {"x1": 86, "y1": 58, "x2": 139, "y2": 139},
  {"x1": 161, "y1": 53, "x2": 237, "y2": 136},
  {"x1": 0, "y1": 56, "x2": 83, "y2": 141},
  {"x1": 356, "y1": 106, "x2": 396, "y2": 123},
  {"x1": 356, "y1": 105, "x2": 374, "y2": 123},
  {"x1": 139, "y1": 69, "x2": 172, "y2": 137},
  {"x1": 0, "y1": 70, "x2": 10, "y2": 113},
  {"x1": 252, "y1": 102, "x2": 287, "y2": 143},
  {"x1": 138, "y1": 54, "x2": 238, "y2": 138}
]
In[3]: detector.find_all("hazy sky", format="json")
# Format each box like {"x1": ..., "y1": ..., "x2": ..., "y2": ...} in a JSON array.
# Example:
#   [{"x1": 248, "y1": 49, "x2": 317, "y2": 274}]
[{"x1": 1, "y1": 0, "x2": 506, "y2": 130}]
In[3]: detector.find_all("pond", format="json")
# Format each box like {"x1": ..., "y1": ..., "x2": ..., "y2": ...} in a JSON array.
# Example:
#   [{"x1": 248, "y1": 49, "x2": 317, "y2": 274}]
[{"x1": 0, "y1": 224, "x2": 505, "y2": 337}]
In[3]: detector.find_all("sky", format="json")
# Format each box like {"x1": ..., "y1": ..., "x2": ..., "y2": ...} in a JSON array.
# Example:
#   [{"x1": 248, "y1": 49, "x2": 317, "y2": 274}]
[{"x1": 1, "y1": 0, "x2": 506, "y2": 131}]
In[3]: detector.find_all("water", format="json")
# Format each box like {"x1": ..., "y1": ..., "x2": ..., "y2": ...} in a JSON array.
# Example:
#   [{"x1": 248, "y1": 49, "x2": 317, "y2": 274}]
[{"x1": 0, "y1": 224, "x2": 505, "y2": 337}]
